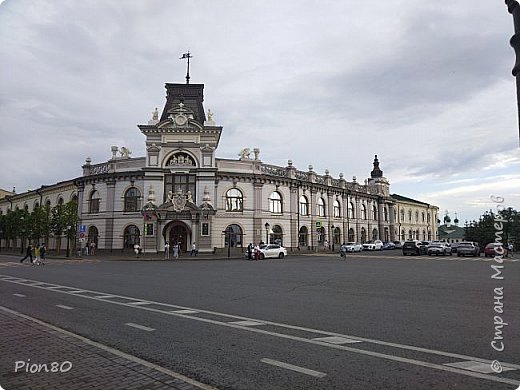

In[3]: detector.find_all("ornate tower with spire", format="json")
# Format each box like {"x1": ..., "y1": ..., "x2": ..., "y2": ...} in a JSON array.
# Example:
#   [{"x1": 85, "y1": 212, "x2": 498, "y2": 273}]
[{"x1": 367, "y1": 155, "x2": 389, "y2": 196}]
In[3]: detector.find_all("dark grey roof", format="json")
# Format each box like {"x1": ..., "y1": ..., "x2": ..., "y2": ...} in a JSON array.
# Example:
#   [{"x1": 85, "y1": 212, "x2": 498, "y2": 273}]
[{"x1": 390, "y1": 194, "x2": 431, "y2": 206}]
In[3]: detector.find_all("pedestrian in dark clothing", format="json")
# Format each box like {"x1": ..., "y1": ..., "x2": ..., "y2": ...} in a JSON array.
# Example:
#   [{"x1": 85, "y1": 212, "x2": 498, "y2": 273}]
[
  {"x1": 247, "y1": 243, "x2": 253, "y2": 260},
  {"x1": 20, "y1": 244, "x2": 33, "y2": 263},
  {"x1": 39, "y1": 243, "x2": 46, "y2": 265}
]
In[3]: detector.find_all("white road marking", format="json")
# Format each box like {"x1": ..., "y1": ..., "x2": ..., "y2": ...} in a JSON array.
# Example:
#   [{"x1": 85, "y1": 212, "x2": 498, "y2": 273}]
[
  {"x1": 2, "y1": 275, "x2": 520, "y2": 387},
  {"x1": 95, "y1": 295, "x2": 116, "y2": 299},
  {"x1": 260, "y1": 358, "x2": 327, "y2": 378},
  {"x1": 170, "y1": 309, "x2": 199, "y2": 314},
  {"x1": 125, "y1": 322, "x2": 155, "y2": 332},
  {"x1": 444, "y1": 360, "x2": 518, "y2": 374},
  {"x1": 68, "y1": 290, "x2": 86, "y2": 294},
  {"x1": 127, "y1": 301, "x2": 150, "y2": 306},
  {"x1": 13, "y1": 293, "x2": 25, "y2": 297},
  {"x1": 56, "y1": 304, "x2": 74, "y2": 310},
  {"x1": 0, "y1": 306, "x2": 217, "y2": 390},
  {"x1": 228, "y1": 320, "x2": 265, "y2": 326},
  {"x1": 312, "y1": 336, "x2": 362, "y2": 344}
]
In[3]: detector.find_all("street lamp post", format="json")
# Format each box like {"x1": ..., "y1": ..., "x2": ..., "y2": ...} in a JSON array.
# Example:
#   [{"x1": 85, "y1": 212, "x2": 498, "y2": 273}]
[
  {"x1": 264, "y1": 222, "x2": 270, "y2": 244},
  {"x1": 331, "y1": 225, "x2": 335, "y2": 252},
  {"x1": 66, "y1": 225, "x2": 71, "y2": 257}
]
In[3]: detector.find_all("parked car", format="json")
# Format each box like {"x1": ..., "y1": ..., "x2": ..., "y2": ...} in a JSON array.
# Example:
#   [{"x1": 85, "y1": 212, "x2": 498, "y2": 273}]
[
  {"x1": 457, "y1": 242, "x2": 480, "y2": 257},
  {"x1": 362, "y1": 240, "x2": 384, "y2": 250},
  {"x1": 450, "y1": 242, "x2": 461, "y2": 253},
  {"x1": 382, "y1": 242, "x2": 396, "y2": 250},
  {"x1": 344, "y1": 242, "x2": 363, "y2": 252},
  {"x1": 484, "y1": 243, "x2": 504, "y2": 257},
  {"x1": 393, "y1": 241, "x2": 404, "y2": 249},
  {"x1": 259, "y1": 244, "x2": 287, "y2": 259},
  {"x1": 417, "y1": 241, "x2": 430, "y2": 255},
  {"x1": 402, "y1": 240, "x2": 421, "y2": 255},
  {"x1": 427, "y1": 243, "x2": 452, "y2": 256}
]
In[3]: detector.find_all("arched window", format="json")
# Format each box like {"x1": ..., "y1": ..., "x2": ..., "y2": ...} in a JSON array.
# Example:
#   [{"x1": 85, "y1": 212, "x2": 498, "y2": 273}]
[
  {"x1": 408, "y1": 210, "x2": 412, "y2": 222},
  {"x1": 299, "y1": 195, "x2": 309, "y2": 216},
  {"x1": 124, "y1": 187, "x2": 141, "y2": 212},
  {"x1": 226, "y1": 188, "x2": 243, "y2": 212},
  {"x1": 333, "y1": 200, "x2": 341, "y2": 218},
  {"x1": 400, "y1": 209, "x2": 405, "y2": 222},
  {"x1": 58, "y1": 197, "x2": 64, "y2": 206},
  {"x1": 422, "y1": 212, "x2": 425, "y2": 223},
  {"x1": 348, "y1": 228, "x2": 355, "y2": 242},
  {"x1": 361, "y1": 204, "x2": 367, "y2": 220},
  {"x1": 372, "y1": 205, "x2": 377, "y2": 220},
  {"x1": 270, "y1": 225, "x2": 283, "y2": 245},
  {"x1": 415, "y1": 211, "x2": 419, "y2": 223},
  {"x1": 89, "y1": 190, "x2": 100, "y2": 214},
  {"x1": 422, "y1": 230, "x2": 426, "y2": 240},
  {"x1": 317, "y1": 226, "x2": 325, "y2": 244},
  {"x1": 317, "y1": 198, "x2": 326, "y2": 217},
  {"x1": 124, "y1": 225, "x2": 140, "y2": 248},
  {"x1": 298, "y1": 226, "x2": 309, "y2": 247},
  {"x1": 269, "y1": 191, "x2": 282, "y2": 213},
  {"x1": 384, "y1": 207, "x2": 388, "y2": 222},
  {"x1": 333, "y1": 227, "x2": 341, "y2": 245},
  {"x1": 348, "y1": 202, "x2": 354, "y2": 219},
  {"x1": 88, "y1": 226, "x2": 99, "y2": 246},
  {"x1": 427, "y1": 213, "x2": 431, "y2": 223},
  {"x1": 408, "y1": 229, "x2": 413, "y2": 239},
  {"x1": 71, "y1": 194, "x2": 78, "y2": 203},
  {"x1": 224, "y1": 224, "x2": 243, "y2": 248},
  {"x1": 372, "y1": 228, "x2": 378, "y2": 240},
  {"x1": 361, "y1": 227, "x2": 367, "y2": 243},
  {"x1": 416, "y1": 229, "x2": 420, "y2": 239}
]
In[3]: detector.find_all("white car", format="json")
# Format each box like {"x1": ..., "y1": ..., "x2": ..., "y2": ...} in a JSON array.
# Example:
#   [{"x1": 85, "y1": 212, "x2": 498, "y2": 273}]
[
  {"x1": 362, "y1": 240, "x2": 384, "y2": 250},
  {"x1": 259, "y1": 244, "x2": 287, "y2": 259},
  {"x1": 344, "y1": 242, "x2": 363, "y2": 252}
]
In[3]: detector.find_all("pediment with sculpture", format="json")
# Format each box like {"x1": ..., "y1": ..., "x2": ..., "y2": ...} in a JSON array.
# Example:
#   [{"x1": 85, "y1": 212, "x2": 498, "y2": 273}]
[{"x1": 165, "y1": 152, "x2": 197, "y2": 167}]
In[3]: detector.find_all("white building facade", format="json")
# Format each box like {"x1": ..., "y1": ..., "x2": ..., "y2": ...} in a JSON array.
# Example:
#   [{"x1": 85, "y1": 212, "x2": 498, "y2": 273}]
[{"x1": 0, "y1": 82, "x2": 439, "y2": 255}]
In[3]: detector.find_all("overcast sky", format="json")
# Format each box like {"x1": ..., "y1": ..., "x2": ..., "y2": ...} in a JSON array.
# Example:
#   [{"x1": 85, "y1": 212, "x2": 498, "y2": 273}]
[{"x1": 1, "y1": 0, "x2": 519, "y2": 223}]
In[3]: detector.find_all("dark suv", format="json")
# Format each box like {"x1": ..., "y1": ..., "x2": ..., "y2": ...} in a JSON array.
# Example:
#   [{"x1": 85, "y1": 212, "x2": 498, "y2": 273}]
[{"x1": 402, "y1": 241, "x2": 421, "y2": 255}]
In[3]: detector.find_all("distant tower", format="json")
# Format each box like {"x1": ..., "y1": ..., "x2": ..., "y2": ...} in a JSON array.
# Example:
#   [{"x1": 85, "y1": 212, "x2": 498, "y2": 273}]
[{"x1": 367, "y1": 155, "x2": 389, "y2": 197}]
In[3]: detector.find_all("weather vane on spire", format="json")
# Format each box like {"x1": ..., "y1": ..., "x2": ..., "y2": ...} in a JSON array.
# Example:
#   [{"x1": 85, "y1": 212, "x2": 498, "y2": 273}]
[{"x1": 180, "y1": 51, "x2": 192, "y2": 84}]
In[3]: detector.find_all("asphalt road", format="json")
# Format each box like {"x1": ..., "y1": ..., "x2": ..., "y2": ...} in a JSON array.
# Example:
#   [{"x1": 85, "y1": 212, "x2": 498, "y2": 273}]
[{"x1": 1, "y1": 251, "x2": 519, "y2": 389}]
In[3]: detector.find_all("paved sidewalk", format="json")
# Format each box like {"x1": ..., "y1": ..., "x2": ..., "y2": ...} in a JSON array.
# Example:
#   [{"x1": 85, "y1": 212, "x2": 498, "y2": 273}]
[{"x1": 0, "y1": 307, "x2": 216, "y2": 390}]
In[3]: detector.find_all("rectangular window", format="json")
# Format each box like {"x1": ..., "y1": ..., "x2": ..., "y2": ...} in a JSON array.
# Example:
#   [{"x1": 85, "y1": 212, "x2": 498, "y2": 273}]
[
  {"x1": 89, "y1": 199, "x2": 100, "y2": 214},
  {"x1": 202, "y1": 223, "x2": 209, "y2": 236},
  {"x1": 164, "y1": 174, "x2": 196, "y2": 202},
  {"x1": 146, "y1": 223, "x2": 154, "y2": 236}
]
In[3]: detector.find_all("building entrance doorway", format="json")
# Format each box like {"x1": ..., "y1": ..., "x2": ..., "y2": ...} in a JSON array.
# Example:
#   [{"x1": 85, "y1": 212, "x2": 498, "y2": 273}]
[{"x1": 168, "y1": 223, "x2": 189, "y2": 253}]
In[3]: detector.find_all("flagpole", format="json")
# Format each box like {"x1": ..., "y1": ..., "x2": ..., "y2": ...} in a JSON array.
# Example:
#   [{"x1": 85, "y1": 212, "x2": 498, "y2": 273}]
[{"x1": 186, "y1": 52, "x2": 190, "y2": 84}]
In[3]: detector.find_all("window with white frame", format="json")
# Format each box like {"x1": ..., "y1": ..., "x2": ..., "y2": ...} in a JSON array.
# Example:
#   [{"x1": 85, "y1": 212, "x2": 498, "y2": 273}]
[
  {"x1": 269, "y1": 191, "x2": 282, "y2": 213},
  {"x1": 299, "y1": 195, "x2": 309, "y2": 216},
  {"x1": 317, "y1": 197, "x2": 326, "y2": 217},
  {"x1": 333, "y1": 200, "x2": 341, "y2": 218},
  {"x1": 225, "y1": 188, "x2": 243, "y2": 212}
]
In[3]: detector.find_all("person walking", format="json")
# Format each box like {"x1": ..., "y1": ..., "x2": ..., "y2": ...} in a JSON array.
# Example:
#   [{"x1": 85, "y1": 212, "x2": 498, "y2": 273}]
[
  {"x1": 508, "y1": 242, "x2": 514, "y2": 258},
  {"x1": 20, "y1": 244, "x2": 34, "y2": 264},
  {"x1": 39, "y1": 243, "x2": 46, "y2": 265},
  {"x1": 134, "y1": 243, "x2": 140, "y2": 258},
  {"x1": 164, "y1": 242, "x2": 170, "y2": 260},
  {"x1": 247, "y1": 243, "x2": 253, "y2": 260},
  {"x1": 172, "y1": 242, "x2": 179, "y2": 260},
  {"x1": 34, "y1": 245, "x2": 41, "y2": 264},
  {"x1": 190, "y1": 242, "x2": 197, "y2": 256}
]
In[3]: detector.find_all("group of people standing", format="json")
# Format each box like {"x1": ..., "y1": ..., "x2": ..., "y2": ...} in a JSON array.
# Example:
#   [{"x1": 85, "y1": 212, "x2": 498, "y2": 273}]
[
  {"x1": 20, "y1": 243, "x2": 46, "y2": 265},
  {"x1": 246, "y1": 242, "x2": 264, "y2": 260},
  {"x1": 164, "y1": 242, "x2": 198, "y2": 260}
]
